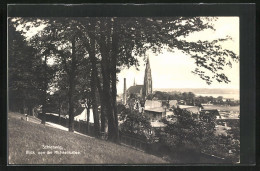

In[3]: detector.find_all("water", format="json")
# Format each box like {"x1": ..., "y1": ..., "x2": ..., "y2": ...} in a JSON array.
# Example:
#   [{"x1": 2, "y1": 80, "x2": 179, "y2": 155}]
[{"x1": 196, "y1": 93, "x2": 239, "y2": 100}]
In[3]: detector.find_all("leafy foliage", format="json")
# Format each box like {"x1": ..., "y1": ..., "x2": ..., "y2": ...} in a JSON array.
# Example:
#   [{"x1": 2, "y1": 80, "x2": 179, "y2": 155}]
[
  {"x1": 159, "y1": 108, "x2": 216, "y2": 154},
  {"x1": 211, "y1": 120, "x2": 240, "y2": 162},
  {"x1": 159, "y1": 108, "x2": 239, "y2": 163},
  {"x1": 119, "y1": 111, "x2": 153, "y2": 141},
  {"x1": 8, "y1": 19, "x2": 43, "y2": 113}
]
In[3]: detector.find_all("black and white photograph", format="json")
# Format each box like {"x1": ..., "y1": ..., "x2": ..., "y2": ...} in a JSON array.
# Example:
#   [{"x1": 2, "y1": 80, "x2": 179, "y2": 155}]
[{"x1": 7, "y1": 5, "x2": 243, "y2": 165}]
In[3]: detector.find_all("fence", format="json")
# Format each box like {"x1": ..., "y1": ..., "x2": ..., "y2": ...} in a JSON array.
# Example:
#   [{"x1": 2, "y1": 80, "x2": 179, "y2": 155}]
[
  {"x1": 119, "y1": 133, "x2": 148, "y2": 151},
  {"x1": 37, "y1": 113, "x2": 231, "y2": 163},
  {"x1": 37, "y1": 113, "x2": 95, "y2": 136},
  {"x1": 74, "y1": 120, "x2": 95, "y2": 136}
]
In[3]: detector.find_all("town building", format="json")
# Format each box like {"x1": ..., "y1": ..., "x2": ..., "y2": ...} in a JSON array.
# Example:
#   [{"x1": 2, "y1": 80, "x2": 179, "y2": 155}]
[
  {"x1": 201, "y1": 109, "x2": 221, "y2": 119},
  {"x1": 124, "y1": 57, "x2": 153, "y2": 101},
  {"x1": 178, "y1": 105, "x2": 201, "y2": 114}
]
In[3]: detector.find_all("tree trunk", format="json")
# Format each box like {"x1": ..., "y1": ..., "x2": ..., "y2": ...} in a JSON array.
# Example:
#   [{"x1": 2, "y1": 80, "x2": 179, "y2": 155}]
[
  {"x1": 90, "y1": 68, "x2": 100, "y2": 137},
  {"x1": 22, "y1": 97, "x2": 25, "y2": 114},
  {"x1": 86, "y1": 100, "x2": 90, "y2": 134},
  {"x1": 100, "y1": 97, "x2": 107, "y2": 133},
  {"x1": 96, "y1": 76, "x2": 107, "y2": 133},
  {"x1": 58, "y1": 100, "x2": 61, "y2": 124},
  {"x1": 28, "y1": 104, "x2": 33, "y2": 116},
  {"x1": 103, "y1": 81, "x2": 117, "y2": 142},
  {"x1": 68, "y1": 36, "x2": 76, "y2": 132},
  {"x1": 98, "y1": 19, "x2": 118, "y2": 142},
  {"x1": 68, "y1": 83, "x2": 75, "y2": 132},
  {"x1": 110, "y1": 19, "x2": 119, "y2": 142},
  {"x1": 41, "y1": 97, "x2": 46, "y2": 124},
  {"x1": 41, "y1": 55, "x2": 48, "y2": 125},
  {"x1": 100, "y1": 53, "x2": 117, "y2": 142},
  {"x1": 88, "y1": 27, "x2": 100, "y2": 137},
  {"x1": 111, "y1": 72, "x2": 119, "y2": 142}
]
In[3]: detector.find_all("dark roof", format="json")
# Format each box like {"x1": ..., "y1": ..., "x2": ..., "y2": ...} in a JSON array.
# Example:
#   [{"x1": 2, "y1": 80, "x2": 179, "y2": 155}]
[
  {"x1": 201, "y1": 109, "x2": 220, "y2": 116},
  {"x1": 74, "y1": 107, "x2": 85, "y2": 116},
  {"x1": 145, "y1": 107, "x2": 166, "y2": 113},
  {"x1": 178, "y1": 105, "x2": 200, "y2": 114},
  {"x1": 127, "y1": 85, "x2": 143, "y2": 94}
]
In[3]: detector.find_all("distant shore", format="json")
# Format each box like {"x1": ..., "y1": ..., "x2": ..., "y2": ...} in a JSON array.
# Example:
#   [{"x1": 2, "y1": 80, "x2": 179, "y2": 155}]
[
  {"x1": 153, "y1": 88, "x2": 239, "y2": 100},
  {"x1": 117, "y1": 88, "x2": 240, "y2": 100}
]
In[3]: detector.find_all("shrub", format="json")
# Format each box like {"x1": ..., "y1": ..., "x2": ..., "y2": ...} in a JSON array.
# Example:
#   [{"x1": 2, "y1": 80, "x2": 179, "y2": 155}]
[
  {"x1": 119, "y1": 110, "x2": 154, "y2": 142},
  {"x1": 159, "y1": 108, "x2": 216, "y2": 154}
]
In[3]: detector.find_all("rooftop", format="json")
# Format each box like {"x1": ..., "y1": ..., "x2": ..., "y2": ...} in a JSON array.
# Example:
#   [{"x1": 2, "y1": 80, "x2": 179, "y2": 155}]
[
  {"x1": 145, "y1": 107, "x2": 169, "y2": 113},
  {"x1": 178, "y1": 105, "x2": 200, "y2": 114},
  {"x1": 127, "y1": 85, "x2": 143, "y2": 94}
]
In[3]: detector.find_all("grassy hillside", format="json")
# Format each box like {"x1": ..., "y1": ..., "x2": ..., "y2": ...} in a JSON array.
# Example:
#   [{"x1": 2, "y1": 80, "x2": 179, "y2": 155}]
[{"x1": 8, "y1": 112, "x2": 167, "y2": 164}]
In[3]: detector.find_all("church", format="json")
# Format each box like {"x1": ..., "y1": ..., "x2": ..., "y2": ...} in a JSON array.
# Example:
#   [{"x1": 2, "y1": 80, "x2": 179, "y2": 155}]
[
  {"x1": 123, "y1": 57, "x2": 153, "y2": 103},
  {"x1": 121, "y1": 57, "x2": 171, "y2": 124}
]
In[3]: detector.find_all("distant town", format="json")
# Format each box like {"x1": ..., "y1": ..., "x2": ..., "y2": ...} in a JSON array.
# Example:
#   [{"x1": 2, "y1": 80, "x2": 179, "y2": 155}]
[{"x1": 114, "y1": 56, "x2": 240, "y2": 163}]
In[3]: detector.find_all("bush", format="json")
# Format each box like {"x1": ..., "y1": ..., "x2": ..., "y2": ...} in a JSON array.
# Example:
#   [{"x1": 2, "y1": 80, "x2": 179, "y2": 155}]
[
  {"x1": 159, "y1": 108, "x2": 216, "y2": 154},
  {"x1": 119, "y1": 110, "x2": 154, "y2": 142}
]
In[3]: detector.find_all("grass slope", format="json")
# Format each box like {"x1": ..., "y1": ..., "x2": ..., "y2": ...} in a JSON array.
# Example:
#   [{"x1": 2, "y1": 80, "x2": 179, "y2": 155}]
[{"x1": 8, "y1": 112, "x2": 167, "y2": 164}]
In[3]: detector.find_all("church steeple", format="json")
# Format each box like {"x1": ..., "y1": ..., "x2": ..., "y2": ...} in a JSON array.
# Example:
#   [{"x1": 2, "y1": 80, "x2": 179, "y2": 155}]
[{"x1": 143, "y1": 56, "x2": 153, "y2": 98}]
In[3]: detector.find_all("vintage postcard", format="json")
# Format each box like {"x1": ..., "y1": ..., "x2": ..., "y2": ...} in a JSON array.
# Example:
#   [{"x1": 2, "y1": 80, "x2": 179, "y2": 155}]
[{"x1": 7, "y1": 4, "x2": 251, "y2": 165}]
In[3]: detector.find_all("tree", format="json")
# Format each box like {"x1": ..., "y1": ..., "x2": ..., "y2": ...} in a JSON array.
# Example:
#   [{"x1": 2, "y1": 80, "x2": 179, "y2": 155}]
[
  {"x1": 216, "y1": 96, "x2": 224, "y2": 104},
  {"x1": 159, "y1": 108, "x2": 216, "y2": 158},
  {"x1": 28, "y1": 23, "x2": 60, "y2": 124},
  {"x1": 8, "y1": 19, "x2": 42, "y2": 115},
  {"x1": 48, "y1": 89, "x2": 68, "y2": 123},
  {"x1": 80, "y1": 89, "x2": 92, "y2": 134},
  {"x1": 35, "y1": 18, "x2": 93, "y2": 131},
  {"x1": 153, "y1": 91, "x2": 168, "y2": 100},
  {"x1": 113, "y1": 17, "x2": 238, "y2": 84},
  {"x1": 146, "y1": 94, "x2": 154, "y2": 100},
  {"x1": 93, "y1": 17, "x2": 238, "y2": 142},
  {"x1": 12, "y1": 17, "x2": 239, "y2": 142},
  {"x1": 120, "y1": 110, "x2": 152, "y2": 141}
]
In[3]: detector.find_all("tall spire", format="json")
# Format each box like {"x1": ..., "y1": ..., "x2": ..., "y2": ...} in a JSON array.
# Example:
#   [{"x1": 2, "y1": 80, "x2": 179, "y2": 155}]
[
  {"x1": 146, "y1": 56, "x2": 150, "y2": 69},
  {"x1": 143, "y1": 55, "x2": 153, "y2": 98},
  {"x1": 133, "y1": 78, "x2": 136, "y2": 86}
]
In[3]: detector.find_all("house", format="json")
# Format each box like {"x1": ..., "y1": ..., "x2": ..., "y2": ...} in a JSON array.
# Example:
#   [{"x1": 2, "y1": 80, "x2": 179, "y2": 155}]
[
  {"x1": 127, "y1": 85, "x2": 144, "y2": 98},
  {"x1": 223, "y1": 98, "x2": 235, "y2": 102},
  {"x1": 74, "y1": 107, "x2": 94, "y2": 123},
  {"x1": 169, "y1": 100, "x2": 178, "y2": 108},
  {"x1": 178, "y1": 100, "x2": 186, "y2": 105},
  {"x1": 144, "y1": 107, "x2": 168, "y2": 121},
  {"x1": 143, "y1": 100, "x2": 169, "y2": 121},
  {"x1": 201, "y1": 109, "x2": 221, "y2": 119},
  {"x1": 178, "y1": 105, "x2": 200, "y2": 114},
  {"x1": 144, "y1": 100, "x2": 162, "y2": 109}
]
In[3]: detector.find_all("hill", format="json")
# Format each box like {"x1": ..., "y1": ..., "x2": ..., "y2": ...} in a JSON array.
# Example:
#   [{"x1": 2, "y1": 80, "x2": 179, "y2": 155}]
[{"x1": 8, "y1": 112, "x2": 167, "y2": 164}]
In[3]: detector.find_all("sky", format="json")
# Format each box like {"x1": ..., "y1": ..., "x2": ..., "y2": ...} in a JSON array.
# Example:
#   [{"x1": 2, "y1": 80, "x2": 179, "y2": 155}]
[{"x1": 117, "y1": 17, "x2": 239, "y2": 94}]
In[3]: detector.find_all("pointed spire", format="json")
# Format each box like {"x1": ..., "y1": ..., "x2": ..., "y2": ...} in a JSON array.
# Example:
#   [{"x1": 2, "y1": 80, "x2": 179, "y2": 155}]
[
  {"x1": 146, "y1": 55, "x2": 150, "y2": 69},
  {"x1": 134, "y1": 78, "x2": 136, "y2": 86},
  {"x1": 143, "y1": 54, "x2": 152, "y2": 98}
]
